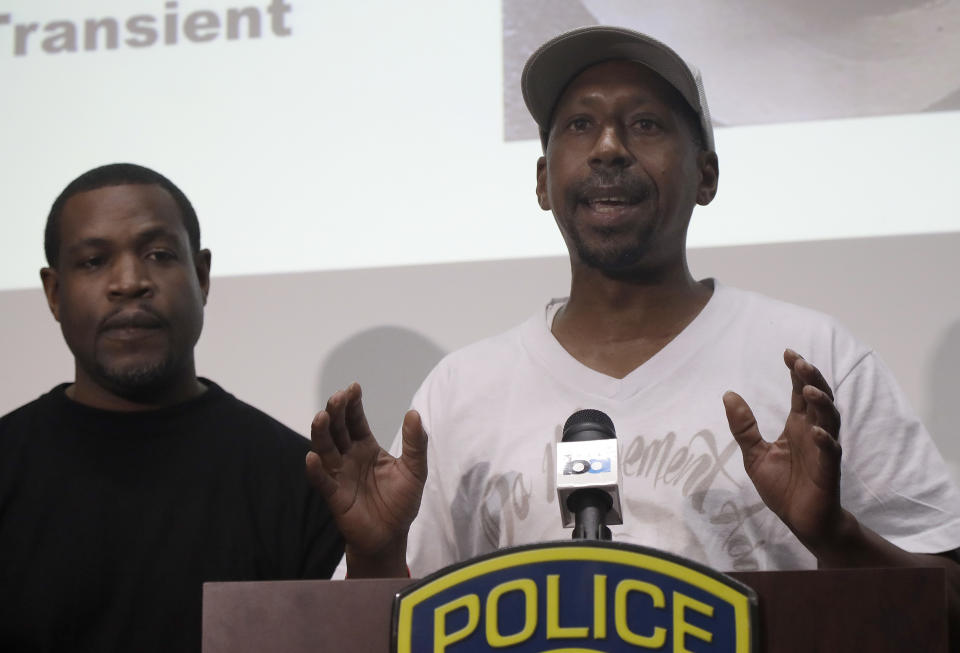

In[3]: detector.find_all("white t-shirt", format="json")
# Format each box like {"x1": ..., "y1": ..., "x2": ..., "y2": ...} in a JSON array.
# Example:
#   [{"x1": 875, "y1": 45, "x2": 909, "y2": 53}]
[{"x1": 397, "y1": 282, "x2": 960, "y2": 576}]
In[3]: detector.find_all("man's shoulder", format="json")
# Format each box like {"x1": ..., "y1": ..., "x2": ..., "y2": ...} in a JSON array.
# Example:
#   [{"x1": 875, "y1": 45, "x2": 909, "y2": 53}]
[
  {"x1": 0, "y1": 385, "x2": 68, "y2": 434},
  {"x1": 714, "y1": 283, "x2": 873, "y2": 380},
  {"x1": 721, "y1": 283, "x2": 835, "y2": 320},
  {"x1": 430, "y1": 311, "x2": 537, "y2": 377},
  {"x1": 718, "y1": 283, "x2": 856, "y2": 340},
  {"x1": 0, "y1": 397, "x2": 45, "y2": 426},
  {"x1": 200, "y1": 380, "x2": 308, "y2": 448}
]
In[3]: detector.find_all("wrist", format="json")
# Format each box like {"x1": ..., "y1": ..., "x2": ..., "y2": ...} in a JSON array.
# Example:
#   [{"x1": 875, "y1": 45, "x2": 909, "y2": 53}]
[
  {"x1": 806, "y1": 509, "x2": 862, "y2": 568},
  {"x1": 344, "y1": 539, "x2": 409, "y2": 579}
]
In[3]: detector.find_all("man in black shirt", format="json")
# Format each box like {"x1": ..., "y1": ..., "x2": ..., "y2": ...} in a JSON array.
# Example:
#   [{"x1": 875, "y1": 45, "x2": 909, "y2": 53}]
[{"x1": 0, "y1": 163, "x2": 426, "y2": 651}]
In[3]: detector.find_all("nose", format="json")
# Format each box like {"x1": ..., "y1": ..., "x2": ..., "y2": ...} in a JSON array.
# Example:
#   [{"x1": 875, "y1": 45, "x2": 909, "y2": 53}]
[
  {"x1": 589, "y1": 124, "x2": 634, "y2": 171},
  {"x1": 107, "y1": 254, "x2": 154, "y2": 299}
]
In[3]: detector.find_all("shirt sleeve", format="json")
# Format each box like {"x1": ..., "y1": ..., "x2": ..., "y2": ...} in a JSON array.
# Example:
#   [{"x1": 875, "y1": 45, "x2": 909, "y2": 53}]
[
  {"x1": 836, "y1": 349, "x2": 960, "y2": 554},
  {"x1": 390, "y1": 364, "x2": 462, "y2": 578}
]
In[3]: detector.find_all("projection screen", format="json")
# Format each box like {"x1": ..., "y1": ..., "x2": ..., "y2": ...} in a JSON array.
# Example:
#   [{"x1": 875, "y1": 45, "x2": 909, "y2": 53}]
[{"x1": 1, "y1": 0, "x2": 958, "y2": 476}]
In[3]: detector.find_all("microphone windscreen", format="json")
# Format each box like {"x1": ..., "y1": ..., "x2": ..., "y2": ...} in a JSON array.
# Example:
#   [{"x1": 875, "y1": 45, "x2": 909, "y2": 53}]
[{"x1": 562, "y1": 409, "x2": 616, "y2": 442}]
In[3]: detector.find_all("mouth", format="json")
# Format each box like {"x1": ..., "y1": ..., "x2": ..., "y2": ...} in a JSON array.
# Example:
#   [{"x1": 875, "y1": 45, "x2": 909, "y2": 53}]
[
  {"x1": 99, "y1": 310, "x2": 166, "y2": 336},
  {"x1": 575, "y1": 185, "x2": 647, "y2": 223},
  {"x1": 581, "y1": 194, "x2": 640, "y2": 212}
]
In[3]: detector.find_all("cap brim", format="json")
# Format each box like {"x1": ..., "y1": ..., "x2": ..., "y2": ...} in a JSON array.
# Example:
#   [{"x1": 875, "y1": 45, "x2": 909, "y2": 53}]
[{"x1": 521, "y1": 26, "x2": 713, "y2": 151}]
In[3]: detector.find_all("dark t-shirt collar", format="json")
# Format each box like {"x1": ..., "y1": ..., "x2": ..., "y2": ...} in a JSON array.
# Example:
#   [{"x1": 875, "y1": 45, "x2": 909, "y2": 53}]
[{"x1": 42, "y1": 378, "x2": 229, "y2": 437}]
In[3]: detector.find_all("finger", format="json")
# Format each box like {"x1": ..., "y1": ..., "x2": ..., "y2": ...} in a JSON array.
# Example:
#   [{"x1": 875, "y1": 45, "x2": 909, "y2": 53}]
[
  {"x1": 794, "y1": 354, "x2": 835, "y2": 401},
  {"x1": 305, "y1": 450, "x2": 340, "y2": 500},
  {"x1": 811, "y1": 425, "x2": 842, "y2": 456},
  {"x1": 310, "y1": 410, "x2": 343, "y2": 471},
  {"x1": 324, "y1": 389, "x2": 352, "y2": 453},
  {"x1": 399, "y1": 410, "x2": 428, "y2": 482},
  {"x1": 783, "y1": 349, "x2": 807, "y2": 414},
  {"x1": 344, "y1": 383, "x2": 375, "y2": 443},
  {"x1": 723, "y1": 391, "x2": 768, "y2": 469},
  {"x1": 783, "y1": 348, "x2": 803, "y2": 369},
  {"x1": 802, "y1": 384, "x2": 841, "y2": 439},
  {"x1": 810, "y1": 426, "x2": 842, "y2": 487}
]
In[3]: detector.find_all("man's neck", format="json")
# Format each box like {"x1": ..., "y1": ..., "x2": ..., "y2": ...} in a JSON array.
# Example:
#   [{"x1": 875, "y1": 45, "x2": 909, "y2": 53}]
[
  {"x1": 68, "y1": 368, "x2": 207, "y2": 412},
  {"x1": 552, "y1": 266, "x2": 713, "y2": 379}
]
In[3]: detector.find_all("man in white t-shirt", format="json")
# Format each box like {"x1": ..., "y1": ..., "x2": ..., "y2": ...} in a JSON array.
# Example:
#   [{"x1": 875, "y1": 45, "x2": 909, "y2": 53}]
[{"x1": 363, "y1": 25, "x2": 960, "y2": 640}]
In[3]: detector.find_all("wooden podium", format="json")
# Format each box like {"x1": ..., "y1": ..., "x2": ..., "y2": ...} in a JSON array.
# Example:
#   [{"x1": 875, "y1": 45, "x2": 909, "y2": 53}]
[{"x1": 203, "y1": 567, "x2": 947, "y2": 652}]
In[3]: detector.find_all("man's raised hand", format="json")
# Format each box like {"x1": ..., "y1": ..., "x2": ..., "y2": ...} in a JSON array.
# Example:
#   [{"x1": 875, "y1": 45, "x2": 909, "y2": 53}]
[
  {"x1": 722, "y1": 349, "x2": 844, "y2": 549},
  {"x1": 305, "y1": 383, "x2": 427, "y2": 577}
]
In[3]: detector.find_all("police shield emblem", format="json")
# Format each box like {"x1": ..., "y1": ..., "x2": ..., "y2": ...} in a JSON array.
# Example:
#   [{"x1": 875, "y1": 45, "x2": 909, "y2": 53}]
[{"x1": 392, "y1": 541, "x2": 757, "y2": 652}]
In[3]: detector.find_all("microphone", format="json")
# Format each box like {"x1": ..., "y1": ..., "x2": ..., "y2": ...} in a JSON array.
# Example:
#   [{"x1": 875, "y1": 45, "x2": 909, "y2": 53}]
[{"x1": 556, "y1": 409, "x2": 623, "y2": 541}]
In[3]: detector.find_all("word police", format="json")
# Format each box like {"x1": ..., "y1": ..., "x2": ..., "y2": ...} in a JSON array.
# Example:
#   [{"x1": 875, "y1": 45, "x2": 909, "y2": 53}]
[
  {"x1": 434, "y1": 573, "x2": 715, "y2": 651},
  {"x1": 0, "y1": 1, "x2": 292, "y2": 56}
]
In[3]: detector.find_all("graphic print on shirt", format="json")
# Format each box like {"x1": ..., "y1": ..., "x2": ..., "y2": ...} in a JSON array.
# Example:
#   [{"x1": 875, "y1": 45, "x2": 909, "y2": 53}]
[{"x1": 449, "y1": 426, "x2": 784, "y2": 571}]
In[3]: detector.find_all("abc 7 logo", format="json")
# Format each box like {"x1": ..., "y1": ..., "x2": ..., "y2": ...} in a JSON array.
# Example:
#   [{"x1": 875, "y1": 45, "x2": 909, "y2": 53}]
[{"x1": 562, "y1": 458, "x2": 611, "y2": 475}]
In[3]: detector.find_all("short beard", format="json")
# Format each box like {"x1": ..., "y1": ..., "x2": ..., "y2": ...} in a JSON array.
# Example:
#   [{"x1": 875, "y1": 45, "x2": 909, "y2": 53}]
[
  {"x1": 570, "y1": 228, "x2": 649, "y2": 276},
  {"x1": 563, "y1": 171, "x2": 652, "y2": 274},
  {"x1": 94, "y1": 354, "x2": 179, "y2": 401}
]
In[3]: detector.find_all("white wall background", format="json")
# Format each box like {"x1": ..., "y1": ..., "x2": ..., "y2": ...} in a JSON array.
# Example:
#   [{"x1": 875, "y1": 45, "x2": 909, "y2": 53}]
[{"x1": 3, "y1": 233, "x2": 958, "y2": 484}]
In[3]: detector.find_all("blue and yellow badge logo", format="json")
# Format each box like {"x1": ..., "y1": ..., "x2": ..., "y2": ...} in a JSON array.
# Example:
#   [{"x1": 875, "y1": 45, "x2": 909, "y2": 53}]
[{"x1": 393, "y1": 541, "x2": 756, "y2": 652}]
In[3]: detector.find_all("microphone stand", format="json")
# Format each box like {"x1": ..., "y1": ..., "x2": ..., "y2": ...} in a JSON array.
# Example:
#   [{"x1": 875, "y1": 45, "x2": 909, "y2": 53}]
[{"x1": 568, "y1": 489, "x2": 612, "y2": 541}]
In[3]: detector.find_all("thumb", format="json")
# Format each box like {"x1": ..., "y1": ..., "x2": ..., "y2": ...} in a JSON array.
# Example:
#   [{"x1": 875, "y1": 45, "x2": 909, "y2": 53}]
[
  {"x1": 723, "y1": 391, "x2": 767, "y2": 467},
  {"x1": 305, "y1": 451, "x2": 342, "y2": 508},
  {"x1": 400, "y1": 410, "x2": 428, "y2": 483}
]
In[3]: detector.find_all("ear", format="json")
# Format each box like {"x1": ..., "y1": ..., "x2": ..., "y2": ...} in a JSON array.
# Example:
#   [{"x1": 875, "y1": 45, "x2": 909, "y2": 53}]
[
  {"x1": 536, "y1": 156, "x2": 550, "y2": 210},
  {"x1": 195, "y1": 249, "x2": 212, "y2": 305},
  {"x1": 40, "y1": 267, "x2": 61, "y2": 322},
  {"x1": 696, "y1": 151, "x2": 719, "y2": 206}
]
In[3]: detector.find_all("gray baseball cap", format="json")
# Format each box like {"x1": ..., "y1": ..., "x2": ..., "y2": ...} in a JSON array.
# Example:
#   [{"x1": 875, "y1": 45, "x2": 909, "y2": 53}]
[{"x1": 521, "y1": 26, "x2": 715, "y2": 152}]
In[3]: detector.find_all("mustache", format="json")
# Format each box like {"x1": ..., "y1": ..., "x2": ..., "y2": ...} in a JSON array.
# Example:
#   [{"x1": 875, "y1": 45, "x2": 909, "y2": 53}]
[
  {"x1": 99, "y1": 306, "x2": 168, "y2": 333},
  {"x1": 567, "y1": 171, "x2": 651, "y2": 204}
]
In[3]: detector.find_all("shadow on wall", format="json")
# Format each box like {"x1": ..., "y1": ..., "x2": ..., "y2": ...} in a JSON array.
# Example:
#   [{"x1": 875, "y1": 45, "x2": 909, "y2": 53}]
[
  {"x1": 927, "y1": 318, "x2": 960, "y2": 484},
  {"x1": 318, "y1": 326, "x2": 447, "y2": 448}
]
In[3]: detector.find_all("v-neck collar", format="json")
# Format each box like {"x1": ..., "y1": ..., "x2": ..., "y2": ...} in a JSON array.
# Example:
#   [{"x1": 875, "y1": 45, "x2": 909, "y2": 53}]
[{"x1": 520, "y1": 280, "x2": 740, "y2": 401}]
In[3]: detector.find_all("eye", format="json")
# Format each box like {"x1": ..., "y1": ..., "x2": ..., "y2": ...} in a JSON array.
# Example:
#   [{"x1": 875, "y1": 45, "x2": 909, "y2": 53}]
[
  {"x1": 79, "y1": 256, "x2": 104, "y2": 270},
  {"x1": 631, "y1": 117, "x2": 660, "y2": 133},
  {"x1": 567, "y1": 116, "x2": 592, "y2": 133},
  {"x1": 146, "y1": 250, "x2": 177, "y2": 263}
]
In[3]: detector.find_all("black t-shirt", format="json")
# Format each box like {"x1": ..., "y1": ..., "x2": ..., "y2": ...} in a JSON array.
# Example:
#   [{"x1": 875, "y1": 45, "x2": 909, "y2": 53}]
[{"x1": 0, "y1": 381, "x2": 343, "y2": 652}]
